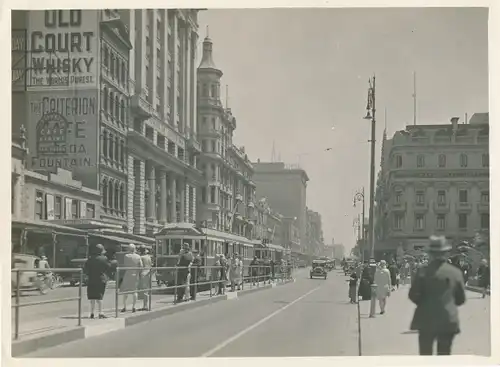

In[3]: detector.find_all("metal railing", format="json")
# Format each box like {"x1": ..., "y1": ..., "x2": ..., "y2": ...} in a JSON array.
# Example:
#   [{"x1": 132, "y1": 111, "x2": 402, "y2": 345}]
[
  {"x1": 11, "y1": 264, "x2": 294, "y2": 339},
  {"x1": 113, "y1": 264, "x2": 294, "y2": 316},
  {"x1": 11, "y1": 268, "x2": 83, "y2": 340}
]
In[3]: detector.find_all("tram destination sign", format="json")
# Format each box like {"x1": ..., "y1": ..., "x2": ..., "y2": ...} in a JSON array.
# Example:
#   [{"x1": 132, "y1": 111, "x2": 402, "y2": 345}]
[
  {"x1": 27, "y1": 89, "x2": 99, "y2": 190},
  {"x1": 27, "y1": 10, "x2": 99, "y2": 90}
]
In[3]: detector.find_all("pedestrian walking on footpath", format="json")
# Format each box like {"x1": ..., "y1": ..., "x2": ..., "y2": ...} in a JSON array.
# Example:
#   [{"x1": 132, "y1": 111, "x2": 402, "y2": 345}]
[
  {"x1": 138, "y1": 246, "x2": 152, "y2": 311},
  {"x1": 477, "y1": 259, "x2": 490, "y2": 298},
  {"x1": 84, "y1": 244, "x2": 112, "y2": 319},
  {"x1": 409, "y1": 235, "x2": 466, "y2": 355},
  {"x1": 176, "y1": 243, "x2": 193, "y2": 302},
  {"x1": 374, "y1": 260, "x2": 392, "y2": 314},
  {"x1": 190, "y1": 250, "x2": 202, "y2": 300},
  {"x1": 229, "y1": 253, "x2": 241, "y2": 291},
  {"x1": 388, "y1": 260, "x2": 398, "y2": 291},
  {"x1": 120, "y1": 244, "x2": 143, "y2": 313},
  {"x1": 358, "y1": 262, "x2": 372, "y2": 300},
  {"x1": 348, "y1": 272, "x2": 358, "y2": 304}
]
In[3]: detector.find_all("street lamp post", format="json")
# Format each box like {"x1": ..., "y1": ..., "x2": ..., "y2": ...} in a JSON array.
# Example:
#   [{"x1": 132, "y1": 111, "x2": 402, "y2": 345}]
[
  {"x1": 353, "y1": 187, "x2": 365, "y2": 262},
  {"x1": 364, "y1": 76, "x2": 377, "y2": 261}
]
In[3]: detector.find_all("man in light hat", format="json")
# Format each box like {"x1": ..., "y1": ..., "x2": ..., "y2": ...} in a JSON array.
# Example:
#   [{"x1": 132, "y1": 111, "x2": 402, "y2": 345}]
[
  {"x1": 409, "y1": 235, "x2": 466, "y2": 355},
  {"x1": 176, "y1": 242, "x2": 193, "y2": 302}
]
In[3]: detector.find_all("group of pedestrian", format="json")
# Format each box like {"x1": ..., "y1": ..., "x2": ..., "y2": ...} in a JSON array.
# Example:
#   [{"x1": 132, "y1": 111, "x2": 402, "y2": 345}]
[
  {"x1": 345, "y1": 235, "x2": 490, "y2": 356},
  {"x1": 84, "y1": 243, "x2": 152, "y2": 319}
]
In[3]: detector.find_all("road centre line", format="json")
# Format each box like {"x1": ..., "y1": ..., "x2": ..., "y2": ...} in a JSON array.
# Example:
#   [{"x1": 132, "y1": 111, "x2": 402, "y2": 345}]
[{"x1": 200, "y1": 285, "x2": 322, "y2": 357}]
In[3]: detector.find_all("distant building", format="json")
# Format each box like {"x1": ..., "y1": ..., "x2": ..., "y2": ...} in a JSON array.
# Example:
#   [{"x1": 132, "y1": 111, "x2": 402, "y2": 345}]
[
  {"x1": 332, "y1": 243, "x2": 345, "y2": 260},
  {"x1": 252, "y1": 161, "x2": 309, "y2": 247},
  {"x1": 375, "y1": 114, "x2": 489, "y2": 258},
  {"x1": 197, "y1": 34, "x2": 256, "y2": 235},
  {"x1": 306, "y1": 208, "x2": 325, "y2": 256}
]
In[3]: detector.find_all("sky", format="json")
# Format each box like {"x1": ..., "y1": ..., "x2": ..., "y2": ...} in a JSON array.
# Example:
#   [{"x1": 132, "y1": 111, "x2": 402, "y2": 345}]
[{"x1": 196, "y1": 8, "x2": 489, "y2": 253}]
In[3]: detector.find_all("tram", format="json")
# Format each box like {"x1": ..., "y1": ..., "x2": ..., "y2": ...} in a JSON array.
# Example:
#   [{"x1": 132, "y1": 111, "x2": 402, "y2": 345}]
[{"x1": 154, "y1": 223, "x2": 256, "y2": 287}]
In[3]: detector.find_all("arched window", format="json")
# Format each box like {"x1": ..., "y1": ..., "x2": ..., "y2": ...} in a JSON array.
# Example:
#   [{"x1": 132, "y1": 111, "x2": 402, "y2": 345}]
[
  {"x1": 120, "y1": 140, "x2": 125, "y2": 165},
  {"x1": 109, "y1": 133, "x2": 114, "y2": 161},
  {"x1": 114, "y1": 182, "x2": 120, "y2": 210},
  {"x1": 110, "y1": 53, "x2": 115, "y2": 76},
  {"x1": 116, "y1": 61, "x2": 121, "y2": 84},
  {"x1": 121, "y1": 61, "x2": 126, "y2": 86},
  {"x1": 102, "y1": 86, "x2": 108, "y2": 112},
  {"x1": 103, "y1": 130, "x2": 108, "y2": 158},
  {"x1": 108, "y1": 180, "x2": 114, "y2": 209},
  {"x1": 115, "y1": 95, "x2": 120, "y2": 119},
  {"x1": 102, "y1": 179, "x2": 108, "y2": 208},
  {"x1": 104, "y1": 47, "x2": 109, "y2": 68},
  {"x1": 110, "y1": 92, "x2": 115, "y2": 117},
  {"x1": 120, "y1": 183, "x2": 125, "y2": 213},
  {"x1": 121, "y1": 100, "x2": 125, "y2": 123},
  {"x1": 460, "y1": 153, "x2": 468, "y2": 168},
  {"x1": 114, "y1": 136, "x2": 119, "y2": 163}
]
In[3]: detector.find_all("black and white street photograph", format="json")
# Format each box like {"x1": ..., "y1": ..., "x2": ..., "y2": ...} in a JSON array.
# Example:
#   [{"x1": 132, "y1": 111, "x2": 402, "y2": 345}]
[{"x1": 6, "y1": 4, "x2": 494, "y2": 360}]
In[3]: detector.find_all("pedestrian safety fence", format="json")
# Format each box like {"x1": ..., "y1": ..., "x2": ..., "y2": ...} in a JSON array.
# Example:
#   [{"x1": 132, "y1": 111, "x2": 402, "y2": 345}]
[
  {"x1": 11, "y1": 265, "x2": 293, "y2": 340},
  {"x1": 11, "y1": 268, "x2": 84, "y2": 340}
]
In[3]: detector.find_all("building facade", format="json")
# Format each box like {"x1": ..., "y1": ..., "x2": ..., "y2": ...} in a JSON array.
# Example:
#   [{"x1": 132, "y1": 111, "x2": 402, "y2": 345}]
[
  {"x1": 197, "y1": 34, "x2": 256, "y2": 236},
  {"x1": 375, "y1": 114, "x2": 489, "y2": 257},
  {"x1": 99, "y1": 9, "x2": 133, "y2": 228},
  {"x1": 121, "y1": 9, "x2": 203, "y2": 236},
  {"x1": 305, "y1": 208, "x2": 325, "y2": 256},
  {"x1": 252, "y1": 162, "x2": 309, "y2": 247},
  {"x1": 281, "y1": 216, "x2": 301, "y2": 254}
]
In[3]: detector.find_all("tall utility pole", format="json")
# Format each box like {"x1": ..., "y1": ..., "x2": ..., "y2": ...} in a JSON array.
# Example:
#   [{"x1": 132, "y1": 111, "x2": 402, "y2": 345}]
[
  {"x1": 364, "y1": 76, "x2": 376, "y2": 260},
  {"x1": 353, "y1": 187, "x2": 365, "y2": 262},
  {"x1": 413, "y1": 71, "x2": 417, "y2": 126}
]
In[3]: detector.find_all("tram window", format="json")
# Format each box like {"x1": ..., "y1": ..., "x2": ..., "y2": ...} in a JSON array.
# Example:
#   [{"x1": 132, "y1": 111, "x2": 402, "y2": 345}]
[{"x1": 171, "y1": 239, "x2": 181, "y2": 255}]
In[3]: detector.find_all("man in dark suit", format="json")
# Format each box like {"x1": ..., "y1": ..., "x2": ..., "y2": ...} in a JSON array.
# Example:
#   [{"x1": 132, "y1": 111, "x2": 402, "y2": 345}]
[{"x1": 409, "y1": 235, "x2": 466, "y2": 355}]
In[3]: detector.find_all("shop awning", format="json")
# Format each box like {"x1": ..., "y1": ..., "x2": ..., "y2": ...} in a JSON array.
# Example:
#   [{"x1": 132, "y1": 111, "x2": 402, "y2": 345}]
[
  {"x1": 89, "y1": 233, "x2": 153, "y2": 249},
  {"x1": 50, "y1": 219, "x2": 123, "y2": 230},
  {"x1": 155, "y1": 223, "x2": 204, "y2": 238},
  {"x1": 267, "y1": 243, "x2": 285, "y2": 251},
  {"x1": 12, "y1": 219, "x2": 88, "y2": 236}
]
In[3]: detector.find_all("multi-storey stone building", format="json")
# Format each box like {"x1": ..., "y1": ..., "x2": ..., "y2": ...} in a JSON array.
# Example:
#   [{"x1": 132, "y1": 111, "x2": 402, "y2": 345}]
[
  {"x1": 306, "y1": 208, "x2": 325, "y2": 256},
  {"x1": 252, "y1": 162, "x2": 309, "y2": 248},
  {"x1": 121, "y1": 9, "x2": 203, "y2": 236},
  {"x1": 197, "y1": 34, "x2": 256, "y2": 236},
  {"x1": 99, "y1": 9, "x2": 133, "y2": 228},
  {"x1": 375, "y1": 113, "x2": 489, "y2": 258}
]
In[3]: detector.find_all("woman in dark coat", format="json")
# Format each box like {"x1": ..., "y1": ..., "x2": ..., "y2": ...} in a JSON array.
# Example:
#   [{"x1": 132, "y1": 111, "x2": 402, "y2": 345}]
[
  {"x1": 84, "y1": 244, "x2": 111, "y2": 319},
  {"x1": 358, "y1": 265, "x2": 373, "y2": 300}
]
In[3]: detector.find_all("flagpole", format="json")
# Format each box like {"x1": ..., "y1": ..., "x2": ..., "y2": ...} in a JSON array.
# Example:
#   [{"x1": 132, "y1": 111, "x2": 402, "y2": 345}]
[{"x1": 413, "y1": 72, "x2": 417, "y2": 126}]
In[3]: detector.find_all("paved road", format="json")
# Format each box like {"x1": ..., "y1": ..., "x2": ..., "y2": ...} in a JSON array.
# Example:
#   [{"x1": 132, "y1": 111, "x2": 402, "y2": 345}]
[
  {"x1": 22, "y1": 268, "x2": 490, "y2": 358},
  {"x1": 25, "y1": 269, "x2": 361, "y2": 357}
]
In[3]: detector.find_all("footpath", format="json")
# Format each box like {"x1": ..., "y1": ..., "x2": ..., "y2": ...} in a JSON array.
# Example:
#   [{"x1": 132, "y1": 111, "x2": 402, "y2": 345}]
[
  {"x1": 358, "y1": 283, "x2": 491, "y2": 356},
  {"x1": 11, "y1": 273, "x2": 299, "y2": 357}
]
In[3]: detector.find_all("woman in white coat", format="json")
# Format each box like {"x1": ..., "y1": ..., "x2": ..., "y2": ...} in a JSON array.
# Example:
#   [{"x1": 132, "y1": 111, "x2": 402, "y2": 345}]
[{"x1": 374, "y1": 260, "x2": 392, "y2": 314}]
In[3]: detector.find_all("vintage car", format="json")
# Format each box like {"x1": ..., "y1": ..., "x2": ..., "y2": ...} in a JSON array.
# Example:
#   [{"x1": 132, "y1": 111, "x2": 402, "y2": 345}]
[{"x1": 310, "y1": 260, "x2": 328, "y2": 279}]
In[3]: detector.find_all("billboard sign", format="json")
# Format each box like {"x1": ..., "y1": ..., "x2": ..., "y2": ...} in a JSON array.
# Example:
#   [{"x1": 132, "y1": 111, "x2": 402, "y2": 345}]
[
  {"x1": 27, "y1": 10, "x2": 98, "y2": 90},
  {"x1": 27, "y1": 90, "x2": 99, "y2": 189}
]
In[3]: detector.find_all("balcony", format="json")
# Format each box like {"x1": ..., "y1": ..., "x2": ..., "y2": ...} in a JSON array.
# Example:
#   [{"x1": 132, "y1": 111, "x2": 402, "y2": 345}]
[
  {"x1": 390, "y1": 201, "x2": 407, "y2": 211},
  {"x1": 456, "y1": 202, "x2": 473, "y2": 212},
  {"x1": 186, "y1": 130, "x2": 201, "y2": 152},
  {"x1": 413, "y1": 202, "x2": 429, "y2": 212},
  {"x1": 131, "y1": 93, "x2": 153, "y2": 120},
  {"x1": 477, "y1": 202, "x2": 490, "y2": 213},
  {"x1": 433, "y1": 202, "x2": 450, "y2": 213}
]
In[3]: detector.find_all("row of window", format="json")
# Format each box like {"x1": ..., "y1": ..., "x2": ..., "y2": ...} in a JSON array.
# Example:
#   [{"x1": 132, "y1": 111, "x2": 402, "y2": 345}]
[
  {"x1": 102, "y1": 44, "x2": 128, "y2": 89},
  {"x1": 393, "y1": 153, "x2": 489, "y2": 168},
  {"x1": 394, "y1": 189, "x2": 489, "y2": 205},
  {"x1": 34, "y1": 191, "x2": 95, "y2": 220},
  {"x1": 101, "y1": 179, "x2": 126, "y2": 215},
  {"x1": 101, "y1": 130, "x2": 126, "y2": 166},
  {"x1": 102, "y1": 86, "x2": 128, "y2": 124},
  {"x1": 393, "y1": 212, "x2": 489, "y2": 231}
]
